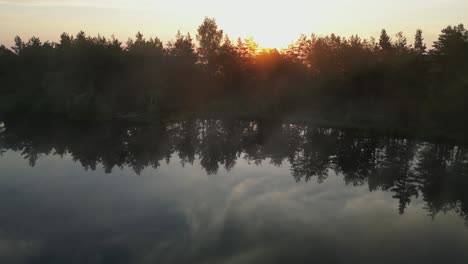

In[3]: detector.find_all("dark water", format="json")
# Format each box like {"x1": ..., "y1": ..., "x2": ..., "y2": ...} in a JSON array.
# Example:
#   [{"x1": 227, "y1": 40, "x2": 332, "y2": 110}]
[{"x1": 1, "y1": 119, "x2": 468, "y2": 264}]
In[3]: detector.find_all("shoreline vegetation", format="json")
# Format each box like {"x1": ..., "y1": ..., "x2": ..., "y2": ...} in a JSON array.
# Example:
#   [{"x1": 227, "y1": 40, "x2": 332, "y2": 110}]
[{"x1": 1, "y1": 18, "x2": 468, "y2": 141}]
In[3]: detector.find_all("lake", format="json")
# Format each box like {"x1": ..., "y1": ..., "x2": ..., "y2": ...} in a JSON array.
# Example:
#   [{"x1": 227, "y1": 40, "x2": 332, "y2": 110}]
[{"x1": 1, "y1": 119, "x2": 468, "y2": 264}]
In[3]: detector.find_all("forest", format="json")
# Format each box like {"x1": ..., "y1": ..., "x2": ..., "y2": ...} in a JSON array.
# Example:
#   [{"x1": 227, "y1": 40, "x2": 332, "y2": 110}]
[{"x1": 0, "y1": 18, "x2": 468, "y2": 138}]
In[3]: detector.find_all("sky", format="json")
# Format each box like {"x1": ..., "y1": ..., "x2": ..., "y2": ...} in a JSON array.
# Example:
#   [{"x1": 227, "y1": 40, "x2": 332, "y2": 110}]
[{"x1": 1, "y1": 0, "x2": 467, "y2": 49}]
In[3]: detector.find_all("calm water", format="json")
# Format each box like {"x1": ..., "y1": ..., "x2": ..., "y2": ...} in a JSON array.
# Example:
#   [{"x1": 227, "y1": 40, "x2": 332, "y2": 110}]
[{"x1": 1, "y1": 119, "x2": 468, "y2": 264}]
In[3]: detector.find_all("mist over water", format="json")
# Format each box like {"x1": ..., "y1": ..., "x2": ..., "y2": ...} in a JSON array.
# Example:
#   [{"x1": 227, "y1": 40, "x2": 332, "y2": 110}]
[{"x1": 1, "y1": 119, "x2": 468, "y2": 263}]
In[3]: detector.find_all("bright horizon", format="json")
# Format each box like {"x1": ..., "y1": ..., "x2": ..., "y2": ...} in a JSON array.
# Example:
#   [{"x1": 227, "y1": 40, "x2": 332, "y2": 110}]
[{"x1": 1, "y1": 0, "x2": 467, "y2": 49}]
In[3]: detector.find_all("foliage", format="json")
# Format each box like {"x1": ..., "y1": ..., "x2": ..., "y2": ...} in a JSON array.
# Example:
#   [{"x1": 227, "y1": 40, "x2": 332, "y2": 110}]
[{"x1": 0, "y1": 19, "x2": 468, "y2": 135}]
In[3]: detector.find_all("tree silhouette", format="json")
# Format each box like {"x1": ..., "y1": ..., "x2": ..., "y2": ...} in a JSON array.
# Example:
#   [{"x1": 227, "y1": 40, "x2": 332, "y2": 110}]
[
  {"x1": 414, "y1": 29, "x2": 426, "y2": 54},
  {"x1": 196, "y1": 17, "x2": 223, "y2": 69},
  {"x1": 379, "y1": 29, "x2": 392, "y2": 51},
  {"x1": 0, "y1": 20, "x2": 468, "y2": 139}
]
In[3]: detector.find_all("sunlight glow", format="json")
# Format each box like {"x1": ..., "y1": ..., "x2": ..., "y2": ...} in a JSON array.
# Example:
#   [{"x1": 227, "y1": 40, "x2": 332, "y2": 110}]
[{"x1": 1, "y1": 0, "x2": 468, "y2": 48}]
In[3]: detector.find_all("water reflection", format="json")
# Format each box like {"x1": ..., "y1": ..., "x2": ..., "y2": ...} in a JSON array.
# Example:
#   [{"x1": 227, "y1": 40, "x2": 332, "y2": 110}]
[
  {"x1": 1, "y1": 119, "x2": 467, "y2": 223},
  {"x1": 1, "y1": 119, "x2": 468, "y2": 263}
]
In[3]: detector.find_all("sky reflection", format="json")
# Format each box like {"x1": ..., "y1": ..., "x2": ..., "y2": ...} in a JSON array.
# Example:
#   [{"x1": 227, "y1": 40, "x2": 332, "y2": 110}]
[{"x1": 1, "y1": 120, "x2": 468, "y2": 263}]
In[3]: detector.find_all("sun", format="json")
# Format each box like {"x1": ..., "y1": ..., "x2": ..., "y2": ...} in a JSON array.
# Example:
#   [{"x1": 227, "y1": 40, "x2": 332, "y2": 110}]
[
  {"x1": 216, "y1": 13, "x2": 304, "y2": 51},
  {"x1": 253, "y1": 31, "x2": 292, "y2": 50},
  {"x1": 212, "y1": 2, "x2": 329, "y2": 51}
]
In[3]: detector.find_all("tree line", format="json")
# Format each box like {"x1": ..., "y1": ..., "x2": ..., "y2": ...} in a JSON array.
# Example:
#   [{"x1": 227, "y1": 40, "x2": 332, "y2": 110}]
[
  {"x1": 0, "y1": 18, "x2": 467, "y2": 133},
  {"x1": 1, "y1": 118, "x2": 467, "y2": 223}
]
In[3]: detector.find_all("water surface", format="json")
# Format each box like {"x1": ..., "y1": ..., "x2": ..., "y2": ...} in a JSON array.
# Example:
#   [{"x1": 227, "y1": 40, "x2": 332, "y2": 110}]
[{"x1": 1, "y1": 119, "x2": 468, "y2": 264}]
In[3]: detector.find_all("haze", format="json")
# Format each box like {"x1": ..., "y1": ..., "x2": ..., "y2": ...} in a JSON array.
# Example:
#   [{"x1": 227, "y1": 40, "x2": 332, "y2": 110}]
[{"x1": 1, "y1": 0, "x2": 467, "y2": 48}]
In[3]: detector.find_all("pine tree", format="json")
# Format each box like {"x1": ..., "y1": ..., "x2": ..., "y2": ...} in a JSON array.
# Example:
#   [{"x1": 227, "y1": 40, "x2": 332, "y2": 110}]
[
  {"x1": 379, "y1": 29, "x2": 392, "y2": 51},
  {"x1": 414, "y1": 29, "x2": 426, "y2": 54}
]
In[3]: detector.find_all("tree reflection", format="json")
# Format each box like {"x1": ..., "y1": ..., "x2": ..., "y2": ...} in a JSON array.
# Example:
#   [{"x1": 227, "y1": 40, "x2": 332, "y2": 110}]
[{"x1": 1, "y1": 119, "x2": 467, "y2": 223}]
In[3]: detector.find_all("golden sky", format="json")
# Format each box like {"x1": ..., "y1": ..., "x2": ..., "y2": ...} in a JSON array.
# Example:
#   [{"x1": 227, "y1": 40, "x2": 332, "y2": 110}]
[{"x1": 1, "y1": 0, "x2": 467, "y2": 49}]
